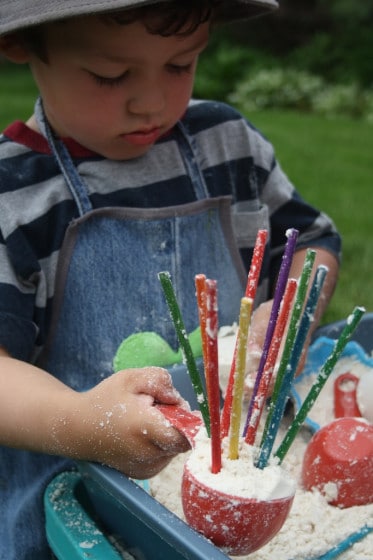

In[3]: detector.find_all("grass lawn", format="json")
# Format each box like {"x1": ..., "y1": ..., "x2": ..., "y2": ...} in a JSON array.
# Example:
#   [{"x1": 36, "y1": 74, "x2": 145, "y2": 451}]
[
  {"x1": 1, "y1": 63, "x2": 372, "y2": 323},
  {"x1": 249, "y1": 110, "x2": 373, "y2": 323}
]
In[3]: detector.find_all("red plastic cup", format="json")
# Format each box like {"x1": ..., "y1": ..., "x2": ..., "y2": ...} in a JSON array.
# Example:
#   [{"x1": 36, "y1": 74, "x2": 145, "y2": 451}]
[
  {"x1": 333, "y1": 372, "x2": 361, "y2": 418},
  {"x1": 181, "y1": 464, "x2": 294, "y2": 556},
  {"x1": 302, "y1": 417, "x2": 373, "y2": 508},
  {"x1": 158, "y1": 405, "x2": 295, "y2": 554}
]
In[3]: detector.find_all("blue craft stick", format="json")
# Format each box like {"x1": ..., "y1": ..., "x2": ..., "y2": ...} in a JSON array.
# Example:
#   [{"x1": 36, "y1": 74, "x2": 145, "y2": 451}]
[
  {"x1": 289, "y1": 265, "x2": 328, "y2": 373},
  {"x1": 304, "y1": 525, "x2": 373, "y2": 560}
]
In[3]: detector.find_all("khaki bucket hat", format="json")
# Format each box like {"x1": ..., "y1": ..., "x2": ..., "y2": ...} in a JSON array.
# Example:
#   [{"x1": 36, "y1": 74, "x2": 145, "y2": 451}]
[{"x1": 0, "y1": 0, "x2": 278, "y2": 36}]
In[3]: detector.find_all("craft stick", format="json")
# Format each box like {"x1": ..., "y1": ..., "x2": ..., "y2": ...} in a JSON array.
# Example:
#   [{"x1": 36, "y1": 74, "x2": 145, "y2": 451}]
[
  {"x1": 275, "y1": 306, "x2": 366, "y2": 463},
  {"x1": 243, "y1": 228, "x2": 299, "y2": 436},
  {"x1": 195, "y1": 274, "x2": 208, "y2": 391},
  {"x1": 220, "y1": 229, "x2": 267, "y2": 438},
  {"x1": 285, "y1": 264, "x2": 328, "y2": 377},
  {"x1": 158, "y1": 271, "x2": 210, "y2": 435},
  {"x1": 245, "y1": 229, "x2": 268, "y2": 299},
  {"x1": 245, "y1": 278, "x2": 297, "y2": 445},
  {"x1": 205, "y1": 279, "x2": 222, "y2": 473},
  {"x1": 256, "y1": 250, "x2": 316, "y2": 468},
  {"x1": 228, "y1": 297, "x2": 253, "y2": 460},
  {"x1": 308, "y1": 525, "x2": 373, "y2": 560}
]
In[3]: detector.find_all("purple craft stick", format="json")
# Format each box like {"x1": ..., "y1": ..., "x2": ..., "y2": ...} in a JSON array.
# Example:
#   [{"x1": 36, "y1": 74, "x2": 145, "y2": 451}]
[{"x1": 243, "y1": 228, "x2": 299, "y2": 436}]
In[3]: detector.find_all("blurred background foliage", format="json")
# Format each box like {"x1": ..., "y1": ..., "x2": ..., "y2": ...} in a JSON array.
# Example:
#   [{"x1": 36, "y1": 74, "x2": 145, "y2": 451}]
[{"x1": 194, "y1": 0, "x2": 373, "y2": 120}]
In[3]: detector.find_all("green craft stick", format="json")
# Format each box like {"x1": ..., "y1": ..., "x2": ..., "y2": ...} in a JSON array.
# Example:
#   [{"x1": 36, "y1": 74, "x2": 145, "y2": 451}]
[
  {"x1": 158, "y1": 271, "x2": 210, "y2": 435},
  {"x1": 275, "y1": 306, "x2": 365, "y2": 463}
]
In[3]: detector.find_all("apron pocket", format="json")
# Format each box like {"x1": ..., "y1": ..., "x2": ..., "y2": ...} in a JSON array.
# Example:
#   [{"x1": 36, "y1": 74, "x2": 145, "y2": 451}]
[{"x1": 231, "y1": 203, "x2": 269, "y2": 249}]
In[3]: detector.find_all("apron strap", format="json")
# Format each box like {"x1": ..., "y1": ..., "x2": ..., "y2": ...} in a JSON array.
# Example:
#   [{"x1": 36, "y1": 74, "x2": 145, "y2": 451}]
[
  {"x1": 35, "y1": 98, "x2": 93, "y2": 217},
  {"x1": 175, "y1": 120, "x2": 210, "y2": 201}
]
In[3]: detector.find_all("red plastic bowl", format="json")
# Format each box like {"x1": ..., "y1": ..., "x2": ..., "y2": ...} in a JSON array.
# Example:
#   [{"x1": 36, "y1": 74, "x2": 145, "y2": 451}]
[
  {"x1": 302, "y1": 417, "x2": 373, "y2": 508},
  {"x1": 181, "y1": 464, "x2": 294, "y2": 556}
]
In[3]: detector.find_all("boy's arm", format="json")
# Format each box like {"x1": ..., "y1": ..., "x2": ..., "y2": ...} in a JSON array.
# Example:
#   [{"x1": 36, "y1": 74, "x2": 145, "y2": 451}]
[
  {"x1": 0, "y1": 348, "x2": 190, "y2": 478},
  {"x1": 0, "y1": 347, "x2": 78, "y2": 452}
]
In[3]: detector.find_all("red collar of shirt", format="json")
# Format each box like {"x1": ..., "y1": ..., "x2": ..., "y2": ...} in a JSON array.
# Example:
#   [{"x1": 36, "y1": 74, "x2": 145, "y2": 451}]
[{"x1": 3, "y1": 121, "x2": 97, "y2": 158}]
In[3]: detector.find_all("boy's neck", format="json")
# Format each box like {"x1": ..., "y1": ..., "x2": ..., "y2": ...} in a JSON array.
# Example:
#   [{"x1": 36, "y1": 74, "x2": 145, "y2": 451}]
[{"x1": 26, "y1": 114, "x2": 40, "y2": 134}]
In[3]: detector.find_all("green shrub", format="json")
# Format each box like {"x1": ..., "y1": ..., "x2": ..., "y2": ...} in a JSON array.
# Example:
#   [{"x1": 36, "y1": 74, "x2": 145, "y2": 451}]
[
  {"x1": 313, "y1": 83, "x2": 367, "y2": 118},
  {"x1": 194, "y1": 38, "x2": 277, "y2": 101},
  {"x1": 229, "y1": 68, "x2": 323, "y2": 113},
  {"x1": 230, "y1": 67, "x2": 373, "y2": 121}
]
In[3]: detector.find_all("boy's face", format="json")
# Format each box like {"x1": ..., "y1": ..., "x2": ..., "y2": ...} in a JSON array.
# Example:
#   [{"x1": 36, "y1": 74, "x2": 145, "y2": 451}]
[{"x1": 27, "y1": 16, "x2": 209, "y2": 160}]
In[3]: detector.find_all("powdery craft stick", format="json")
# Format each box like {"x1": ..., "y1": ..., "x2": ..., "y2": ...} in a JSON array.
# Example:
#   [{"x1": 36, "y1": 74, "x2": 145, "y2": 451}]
[
  {"x1": 245, "y1": 278, "x2": 297, "y2": 446},
  {"x1": 228, "y1": 297, "x2": 253, "y2": 460},
  {"x1": 243, "y1": 228, "x2": 299, "y2": 436},
  {"x1": 205, "y1": 279, "x2": 222, "y2": 473},
  {"x1": 275, "y1": 306, "x2": 366, "y2": 463},
  {"x1": 220, "y1": 229, "x2": 267, "y2": 438},
  {"x1": 158, "y1": 271, "x2": 210, "y2": 435}
]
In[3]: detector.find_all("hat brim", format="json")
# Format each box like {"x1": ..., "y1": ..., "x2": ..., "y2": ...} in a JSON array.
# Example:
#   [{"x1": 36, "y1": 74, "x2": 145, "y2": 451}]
[{"x1": 0, "y1": 0, "x2": 278, "y2": 36}]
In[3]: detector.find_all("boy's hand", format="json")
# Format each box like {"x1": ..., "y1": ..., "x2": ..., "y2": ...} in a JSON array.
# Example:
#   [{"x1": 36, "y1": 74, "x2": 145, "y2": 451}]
[{"x1": 57, "y1": 367, "x2": 191, "y2": 479}]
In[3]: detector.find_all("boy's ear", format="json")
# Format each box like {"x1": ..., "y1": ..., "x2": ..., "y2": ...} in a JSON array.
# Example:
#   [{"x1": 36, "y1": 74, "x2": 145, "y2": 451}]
[{"x1": 0, "y1": 34, "x2": 31, "y2": 63}]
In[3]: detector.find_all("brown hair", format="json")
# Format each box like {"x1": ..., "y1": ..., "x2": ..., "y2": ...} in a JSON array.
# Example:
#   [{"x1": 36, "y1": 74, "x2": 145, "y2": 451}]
[
  {"x1": 104, "y1": 0, "x2": 221, "y2": 36},
  {"x1": 17, "y1": 0, "x2": 220, "y2": 62}
]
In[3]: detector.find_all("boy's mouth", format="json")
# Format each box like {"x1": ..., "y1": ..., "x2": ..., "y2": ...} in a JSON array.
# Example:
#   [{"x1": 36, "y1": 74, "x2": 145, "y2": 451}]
[{"x1": 121, "y1": 127, "x2": 161, "y2": 146}]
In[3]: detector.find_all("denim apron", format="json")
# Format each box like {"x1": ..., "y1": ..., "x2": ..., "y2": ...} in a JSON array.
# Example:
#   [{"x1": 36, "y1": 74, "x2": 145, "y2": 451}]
[{"x1": 1, "y1": 101, "x2": 248, "y2": 559}]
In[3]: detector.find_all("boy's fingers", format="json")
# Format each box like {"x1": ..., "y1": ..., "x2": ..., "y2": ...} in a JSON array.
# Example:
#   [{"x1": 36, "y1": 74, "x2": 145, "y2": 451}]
[
  {"x1": 148, "y1": 406, "x2": 191, "y2": 453},
  {"x1": 120, "y1": 367, "x2": 184, "y2": 404}
]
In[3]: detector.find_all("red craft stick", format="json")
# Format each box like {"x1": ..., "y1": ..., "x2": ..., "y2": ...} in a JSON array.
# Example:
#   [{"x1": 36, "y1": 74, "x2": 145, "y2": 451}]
[
  {"x1": 220, "y1": 229, "x2": 268, "y2": 438},
  {"x1": 195, "y1": 274, "x2": 208, "y2": 390},
  {"x1": 205, "y1": 279, "x2": 222, "y2": 473},
  {"x1": 245, "y1": 278, "x2": 297, "y2": 445},
  {"x1": 245, "y1": 229, "x2": 268, "y2": 299}
]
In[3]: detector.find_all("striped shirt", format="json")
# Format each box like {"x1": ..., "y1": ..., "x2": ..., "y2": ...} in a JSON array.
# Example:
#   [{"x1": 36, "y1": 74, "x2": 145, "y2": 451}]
[{"x1": 0, "y1": 100, "x2": 341, "y2": 362}]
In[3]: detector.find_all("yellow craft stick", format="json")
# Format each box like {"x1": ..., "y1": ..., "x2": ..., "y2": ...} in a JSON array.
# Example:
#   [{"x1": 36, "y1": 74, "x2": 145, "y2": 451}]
[{"x1": 228, "y1": 297, "x2": 253, "y2": 460}]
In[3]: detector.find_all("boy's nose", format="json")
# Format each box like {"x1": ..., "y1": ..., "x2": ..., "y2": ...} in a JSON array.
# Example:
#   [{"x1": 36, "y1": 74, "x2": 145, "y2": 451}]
[{"x1": 127, "y1": 86, "x2": 166, "y2": 117}]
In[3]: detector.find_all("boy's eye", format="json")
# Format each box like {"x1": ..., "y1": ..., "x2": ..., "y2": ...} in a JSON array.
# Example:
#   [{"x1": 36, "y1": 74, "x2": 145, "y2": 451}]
[
  {"x1": 88, "y1": 62, "x2": 193, "y2": 86},
  {"x1": 90, "y1": 71, "x2": 129, "y2": 87},
  {"x1": 167, "y1": 63, "x2": 193, "y2": 75}
]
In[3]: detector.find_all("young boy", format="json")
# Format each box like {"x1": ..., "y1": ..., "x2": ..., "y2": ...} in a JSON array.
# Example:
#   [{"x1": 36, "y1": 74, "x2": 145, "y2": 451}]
[{"x1": 0, "y1": 1, "x2": 340, "y2": 558}]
